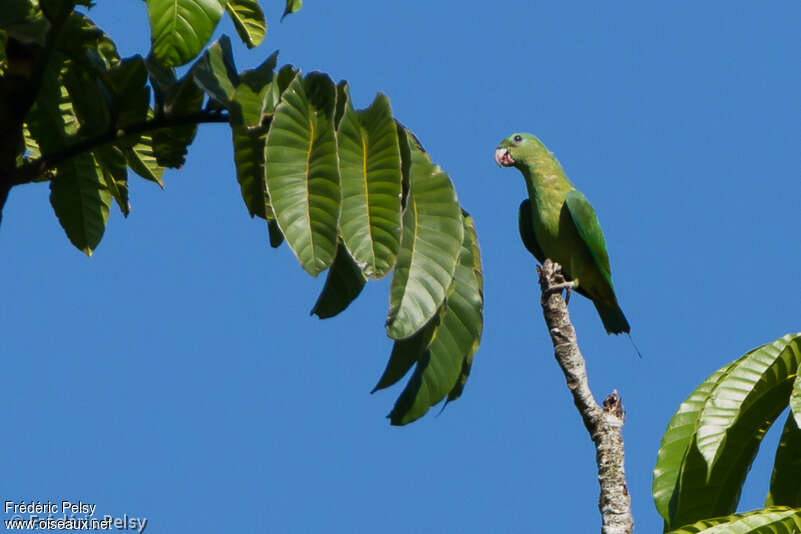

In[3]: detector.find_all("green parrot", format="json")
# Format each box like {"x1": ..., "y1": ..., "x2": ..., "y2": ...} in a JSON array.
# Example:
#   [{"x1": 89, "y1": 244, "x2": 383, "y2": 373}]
[{"x1": 495, "y1": 133, "x2": 630, "y2": 334}]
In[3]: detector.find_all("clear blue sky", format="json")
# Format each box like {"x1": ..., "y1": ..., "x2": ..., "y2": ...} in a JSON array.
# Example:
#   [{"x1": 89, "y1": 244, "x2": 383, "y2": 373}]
[{"x1": 2, "y1": 2, "x2": 800, "y2": 532}]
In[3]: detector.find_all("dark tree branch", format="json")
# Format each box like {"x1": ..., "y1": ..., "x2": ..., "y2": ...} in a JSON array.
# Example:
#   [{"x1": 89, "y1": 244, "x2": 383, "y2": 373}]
[
  {"x1": 537, "y1": 259, "x2": 633, "y2": 534},
  {"x1": 1, "y1": 1, "x2": 83, "y2": 222},
  {"x1": 10, "y1": 111, "x2": 232, "y2": 187}
]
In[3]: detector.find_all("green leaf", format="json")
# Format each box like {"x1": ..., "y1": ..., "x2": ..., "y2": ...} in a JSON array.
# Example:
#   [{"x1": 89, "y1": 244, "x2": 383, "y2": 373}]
[
  {"x1": 231, "y1": 50, "x2": 278, "y2": 127},
  {"x1": 146, "y1": 0, "x2": 226, "y2": 67},
  {"x1": 664, "y1": 507, "x2": 801, "y2": 534},
  {"x1": 264, "y1": 72, "x2": 340, "y2": 276},
  {"x1": 22, "y1": 124, "x2": 40, "y2": 158},
  {"x1": 790, "y1": 363, "x2": 801, "y2": 427},
  {"x1": 697, "y1": 334, "x2": 801, "y2": 474},
  {"x1": 654, "y1": 334, "x2": 801, "y2": 530},
  {"x1": 385, "y1": 131, "x2": 463, "y2": 339},
  {"x1": 334, "y1": 80, "x2": 348, "y2": 129},
  {"x1": 192, "y1": 35, "x2": 238, "y2": 106},
  {"x1": 61, "y1": 59, "x2": 112, "y2": 137},
  {"x1": 273, "y1": 64, "x2": 297, "y2": 100},
  {"x1": 675, "y1": 407, "x2": 786, "y2": 530},
  {"x1": 151, "y1": 71, "x2": 205, "y2": 167},
  {"x1": 281, "y1": 0, "x2": 302, "y2": 21},
  {"x1": 653, "y1": 360, "x2": 741, "y2": 523},
  {"x1": 231, "y1": 123, "x2": 269, "y2": 218},
  {"x1": 123, "y1": 134, "x2": 164, "y2": 187},
  {"x1": 337, "y1": 88, "x2": 402, "y2": 278},
  {"x1": 0, "y1": 0, "x2": 49, "y2": 45},
  {"x1": 372, "y1": 317, "x2": 439, "y2": 394},
  {"x1": 766, "y1": 413, "x2": 801, "y2": 507},
  {"x1": 389, "y1": 212, "x2": 483, "y2": 426},
  {"x1": 0, "y1": 32, "x2": 6, "y2": 71},
  {"x1": 310, "y1": 242, "x2": 367, "y2": 319},
  {"x1": 267, "y1": 219, "x2": 283, "y2": 248},
  {"x1": 446, "y1": 212, "x2": 484, "y2": 404},
  {"x1": 145, "y1": 51, "x2": 176, "y2": 98},
  {"x1": 57, "y1": 12, "x2": 117, "y2": 68},
  {"x1": 225, "y1": 0, "x2": 265, "y2": 48},
  {"x1": 103, "y1": 55, "x2": 150, "y2": 131},
  {"x1": 396, "y1": 122, "x2": 411, "y2": 206},
  {"x1": 50, "y1": 152, "x2": 112, "y2": 255},
  {"x1": 93, "y1": 145, "x2": 130, "y2": 216},
  {"x1": 40, "y1": 0, "x2": 78, "y2": 21},
  {"x1": 25, "y1": 66, "x2": 79, "y2": 154}
]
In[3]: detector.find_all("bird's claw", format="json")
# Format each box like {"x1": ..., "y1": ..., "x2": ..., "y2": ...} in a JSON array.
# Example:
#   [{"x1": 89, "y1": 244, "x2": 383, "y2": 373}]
[
  {"x1": 539, "y1": 260, "x2": 575, "y2": 303},
  {"x1": 544, "y1": 281, "x2": 575, "y2": 295}
]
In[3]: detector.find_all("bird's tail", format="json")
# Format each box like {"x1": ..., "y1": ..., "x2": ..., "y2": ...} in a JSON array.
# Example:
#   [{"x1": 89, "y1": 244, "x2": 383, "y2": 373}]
[{"x1": 595, "y1": 301, "x2": 630, "y2": 335}]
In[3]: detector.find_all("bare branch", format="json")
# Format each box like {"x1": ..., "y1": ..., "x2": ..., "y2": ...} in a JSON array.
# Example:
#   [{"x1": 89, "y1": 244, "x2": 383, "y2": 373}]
[{"x1": 537, "y1": 259, "x2": 633, "y2": 534}]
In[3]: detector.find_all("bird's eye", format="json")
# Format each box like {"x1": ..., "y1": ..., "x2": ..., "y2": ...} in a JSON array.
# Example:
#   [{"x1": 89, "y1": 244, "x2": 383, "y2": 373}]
[{"x1": 513, "y1": 135, "x2": 523, "y2": 143}]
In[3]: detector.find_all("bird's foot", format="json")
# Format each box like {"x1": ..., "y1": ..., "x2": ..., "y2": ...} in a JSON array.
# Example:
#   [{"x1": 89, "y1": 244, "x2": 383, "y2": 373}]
[
  {"x1": 544, "y1": 281, "x2": 575, "y2": 295},
  {"x1": 538, "y1": 260, "x2": 576, "y2": 303}
]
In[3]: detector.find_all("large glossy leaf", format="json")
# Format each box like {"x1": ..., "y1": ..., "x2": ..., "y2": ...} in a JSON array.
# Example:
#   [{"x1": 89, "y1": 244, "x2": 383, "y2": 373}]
[
  {"x1": 445, "y1": 212, "x2": 483, "y2": 404},
  {"x1": 665, "y1": 507, "x2": 801, "y2": 534},
  {"x1": 655, "y1": 334, "x2": 801, "y2": 530},
  {"x1": 389, "y1": 212, "x2": 482, "y2": 425},
  {"x1": 225, "y1": 0, "x2": 265, "y2": 48},
  {"x1": 147, "y1": 0, "x2": 226, "y2": 67},
  {"x1": 310, "y1": 242, "x2": 367, "y2": 319},
  {"x1": 672, "y1": 398, "x2": 787, "y2": 530},
  {"x1": 337, "y1": 88, "x2": 402, "y2": 278},
  {"x1": 653, "y1": 360, "x2": 741, "y2": 523},
  {"x1": 264, "y1": 72, "x2": 339, "y2": 276},
  {"x1": 50, "y1": 152, "x2": 112, "y2": 256},
  {"x1": 766, "y1": 413, "x2": 801, "y2": 507},
  {"x1": 697, "y1": 334, "x2": 801, "y2": 474},
  {"x1": 385, "y1": 131, "x2": 462, "y2": 339}
]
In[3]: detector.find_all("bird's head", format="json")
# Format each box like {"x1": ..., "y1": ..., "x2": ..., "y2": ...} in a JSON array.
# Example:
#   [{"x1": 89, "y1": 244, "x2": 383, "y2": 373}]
[{"x1": 494, "y1": 133, "x2": 546, "y2": 169}]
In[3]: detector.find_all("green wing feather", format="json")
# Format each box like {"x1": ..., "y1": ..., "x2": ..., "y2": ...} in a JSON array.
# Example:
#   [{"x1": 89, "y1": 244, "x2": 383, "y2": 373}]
[
  {"x1": 518, "y1": 199, "x2": 545, "y2": 264},
  {"x1": 564, "y1": 189, "x2": 613, "y2": 288}
]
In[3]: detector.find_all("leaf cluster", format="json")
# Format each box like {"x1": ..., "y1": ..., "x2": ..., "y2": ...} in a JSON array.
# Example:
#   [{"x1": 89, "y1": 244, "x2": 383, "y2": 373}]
[
  {"x1": 653, "y1": 333, "x2": 801, "y2": 533},
  {"x1": 0, "y1": 0, "x2": 483, "y2": 425}
]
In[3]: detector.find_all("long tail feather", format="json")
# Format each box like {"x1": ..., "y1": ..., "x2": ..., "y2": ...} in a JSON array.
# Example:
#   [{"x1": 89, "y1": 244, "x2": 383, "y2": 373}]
[{"x1": 595, "y1": 302, "x2": 630, "y2": 335}]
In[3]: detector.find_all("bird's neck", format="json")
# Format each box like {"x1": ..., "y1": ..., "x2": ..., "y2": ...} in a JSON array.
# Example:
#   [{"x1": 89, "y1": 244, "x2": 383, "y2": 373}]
[{"x1": 520, "y1": 155, "x2": 573, "y2": 206}]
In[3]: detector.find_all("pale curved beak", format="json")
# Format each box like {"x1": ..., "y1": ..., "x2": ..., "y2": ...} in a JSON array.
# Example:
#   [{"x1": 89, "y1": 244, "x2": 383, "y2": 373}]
[{"x1": 494, "y1": 147, "x2": 515, "y2": 167}]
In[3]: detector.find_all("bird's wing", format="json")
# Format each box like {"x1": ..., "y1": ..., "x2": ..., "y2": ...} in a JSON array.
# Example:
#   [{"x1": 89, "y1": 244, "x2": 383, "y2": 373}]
[
  {"x1": 518, "y1": 199, "x2": 546, "y2": 264},
  {"x1": 564, "y1": 189, "x2": 613, "y2": 288}
]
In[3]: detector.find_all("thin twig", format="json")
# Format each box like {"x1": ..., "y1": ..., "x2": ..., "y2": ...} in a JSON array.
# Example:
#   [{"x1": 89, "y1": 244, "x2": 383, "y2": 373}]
[{"x1": 537, "y1": 259, "x2": 633, "y2": 534}]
